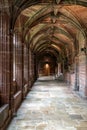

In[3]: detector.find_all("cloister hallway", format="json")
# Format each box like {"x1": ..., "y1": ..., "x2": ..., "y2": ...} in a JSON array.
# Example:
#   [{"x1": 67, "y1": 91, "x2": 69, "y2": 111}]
[{"x1": 7, "y1": 76, "x2": 87, "y2": 130}]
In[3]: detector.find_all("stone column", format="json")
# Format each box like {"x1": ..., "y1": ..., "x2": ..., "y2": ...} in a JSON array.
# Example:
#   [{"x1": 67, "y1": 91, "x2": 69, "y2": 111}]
[
  {"x1": 15, "y1": 31, "x2": 24, "y2": 91},
  {"x1": 31, "y1": 52, "x2": 35, "y2": 80},
  {"x1": 29, "y1": 49, "x2": 35, "y2": 87},
  {"x1": 34, "y1": 54, "x2": 38, "y2": 80},
  {"x1": 29, "y1": 49, "x2": 32, "y2": 88},
  {"x1": 85, "y1": 53, "x2": 87, "y2": 97},
  {"x1": 24, "y1": 45, "x2": 29, "y2": 85},
  {"x1": 74, "y1": 56, "x2": 79, "y2": 91},
  {"x1": 0, "y1": 9, "x2": 13, "y2": 106}
]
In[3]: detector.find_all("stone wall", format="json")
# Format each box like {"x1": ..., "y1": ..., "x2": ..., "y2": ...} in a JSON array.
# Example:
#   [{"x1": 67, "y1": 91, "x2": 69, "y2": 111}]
[
  {"x1": 0, "y1": 1, "x2": 12, "y2": 105},
  {"x1": 78, "y1": 54, "x2": 87, "y2": 98},
  {"x1": 0, "y1": 6, "x2": 37, "y2": 129}
]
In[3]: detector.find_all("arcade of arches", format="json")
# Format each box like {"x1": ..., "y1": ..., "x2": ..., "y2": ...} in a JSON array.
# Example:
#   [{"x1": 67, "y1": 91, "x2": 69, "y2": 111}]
[{"x1": 0, "y1": 0, "x2": 87, "y2": 129}]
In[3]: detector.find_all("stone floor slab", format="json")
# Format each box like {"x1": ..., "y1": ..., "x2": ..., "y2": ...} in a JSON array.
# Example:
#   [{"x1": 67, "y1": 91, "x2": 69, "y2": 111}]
[{"x1": 7, "y1": 76, "x2": 87, "y2": 130}]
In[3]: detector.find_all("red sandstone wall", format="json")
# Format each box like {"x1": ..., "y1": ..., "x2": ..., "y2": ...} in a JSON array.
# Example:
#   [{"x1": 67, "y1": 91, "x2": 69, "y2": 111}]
[
  {"x1": 78, "y1": 54, "x2": 86, "y2": 97},
  {"x1": 70, "y1": 74, "x2": 75, "y2": 89},
  {"x1": 0, "y1": 5, "x2": 11, "y2": 105},
  {"x1": 24, "y1": 45, "x2": 29, "y2": 85}
]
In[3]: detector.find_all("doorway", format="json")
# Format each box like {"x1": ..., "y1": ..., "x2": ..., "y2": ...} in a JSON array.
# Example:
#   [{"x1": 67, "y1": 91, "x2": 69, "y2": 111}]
[{"x1": 44, "y1": 63, "x2": 50, "y2": 76}]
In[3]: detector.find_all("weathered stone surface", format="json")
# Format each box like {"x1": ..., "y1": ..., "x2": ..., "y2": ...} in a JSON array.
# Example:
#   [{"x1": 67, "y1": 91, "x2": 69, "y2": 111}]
[
  {"x1": 7, "y1": 76, "x2": 87, "y2": 130},
  {"x1": 0, "y1": 104, "x2": 9, "y2": 127}
]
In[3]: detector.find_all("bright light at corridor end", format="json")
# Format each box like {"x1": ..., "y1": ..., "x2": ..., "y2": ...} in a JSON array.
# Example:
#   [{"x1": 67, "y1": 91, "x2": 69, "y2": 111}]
[{"x1": 45, "y1": 63, "x2": 49, "y2": 68}]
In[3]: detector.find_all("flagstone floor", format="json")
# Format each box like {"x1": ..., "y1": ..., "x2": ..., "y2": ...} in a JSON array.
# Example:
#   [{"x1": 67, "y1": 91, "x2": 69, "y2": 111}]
[{"x1": 7, "y1": 76, "x2": 87, "y2": 130}]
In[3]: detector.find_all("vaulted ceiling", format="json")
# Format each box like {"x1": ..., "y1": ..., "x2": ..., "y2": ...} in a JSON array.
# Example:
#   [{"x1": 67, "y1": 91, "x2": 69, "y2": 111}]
[{"x1": 5, "y1": 0, "x2": 87, "y2": 62}]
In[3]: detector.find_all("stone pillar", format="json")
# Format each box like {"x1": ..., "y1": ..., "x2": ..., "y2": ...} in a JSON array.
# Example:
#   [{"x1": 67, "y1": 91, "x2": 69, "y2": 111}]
[
  {"x1": 0, "y1": 9, "x2": 13, "y2": 106},
  {"x1": 58, "y1": 63, "x2": 61, "y2": 75},
  {"x1": 0, "y1": 6, "x2": 3, "y2": 105},
  {"x1": 74, "y1": 56, "x2": 79, "y2": 91},
  {"x1": 31, "y1": 52, "x2": 35, "y2": 80},
  {"x1": 85, "y1": 53, "x2": 87, "y2": 97},
  {"x1": 34, "y1": 54, "x2": 38, "y2": 80},
  {"x1": 29, "y1": 49, "x2": 31, "y2": 87},
  {"x1": 15, "y1": 31, "x2": 24, "y2": 91},
  {"x1": 24, "y1": 45, "x2": 29, "y2": 85},
  {"x1": 29, "y1": 49, "x2": 35, "y2": 88}
]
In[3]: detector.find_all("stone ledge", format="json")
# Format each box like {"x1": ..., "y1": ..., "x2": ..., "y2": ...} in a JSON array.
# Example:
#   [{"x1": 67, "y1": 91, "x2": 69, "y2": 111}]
[
  {"x1": 23, "y1": 84, "x2": 28, "y2": 98},
  {"x1": 0, "y1": 104, "x2": 9, "y2": 128},
  {"x1": 13, "y1": 91, "x2": 22, "y2": 112}
]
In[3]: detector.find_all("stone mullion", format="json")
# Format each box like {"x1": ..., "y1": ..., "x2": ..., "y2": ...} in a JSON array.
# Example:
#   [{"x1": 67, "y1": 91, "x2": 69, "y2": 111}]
[
  {"x1": 28, "y1": 49, "x2": 30, "y2": 87},
  {"x1": 12, "y1": 32, "x2": 17, "y2": 96},
  {"x1": 29, "y1": 49, "x2": 32, "y2": 77},
  {"x1": 74, "y1": 56, "x2": 79, "y2": 91},
  {"x1": 15, "y1": 32, "x2": 17, "y2": 87},
  {"x1": 4, "y1": 13, "x2": 11, "y2": 104},
  {"x1": 27, "y1": 47, "x2": 29, "y2": 87},
  {"x1": 31, "y1": 52, "x2": 35, "y2": 82},
  {"x1": 15, "y1": 33, "x2": 18, "y2": 90},
  {"x1": 16, "y1": 33, "x2": 19, "y2": 90},
  {"x1": 28, "y1": 50, "x2": 36, "y2": 87},
  {"x1": 26, "y1": 47, "x2": 29, "y2": 83},
  {"x1": 21, "y1": 43, "x2": 24, "y2": 90},
  {"x1": 2, "y1": 12, "x2": 4, "y2": 100},
  {"x1": 24, "y1": 45, "x2": 26, "y2": 84},
  {"x1": 24, "y1": 45, "x2": 28, "y2": 85},
  {"x1": 29, "y1": 49, "x2": 32, "y2": 87},
  {"x1": 36, "y1": 55, "x2": 38, "y2": 79},
  {"x1": 33, "y1": 54, "x2": 34, "y2": 76},
  {"x1": 85, "y1": 53, "x2": 87, "y2": 96},
  {"x1": 2, "y1": 12, "x2": 6, "y2": 103},
  {"x1": 5, "y1": 14, "x2": 11, "y2": 104},
  {"x1": 15, "y1": 32, "x2": 23, "y2": 91},
  {"x1": 2, "y1": 12, "x2": 6, "y2": 104},
  {"x1": 33, "y1": 54, "x2": 36, "y2": 80},
  {"x1": 8, "y1": 32, "x2": 13, "y2": 108},
  {"x1": 20, "y1": 38, "x2": 24, "y2": 90},
  {"x1": 31, "y1": 52, "x2": 34, "y2": 77},
  {"x1": 34, "y1": 55, "x2": 37, "y2": 80},
  {"x1": 0, "y1": 9, "x2": 3, "y2": 105},
  {"x1": 0, "y1": 9, "x2": 12, "y2": 105},
  {"x1": 31, "y1": 52, "x2": 33, "y2": 76}
]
